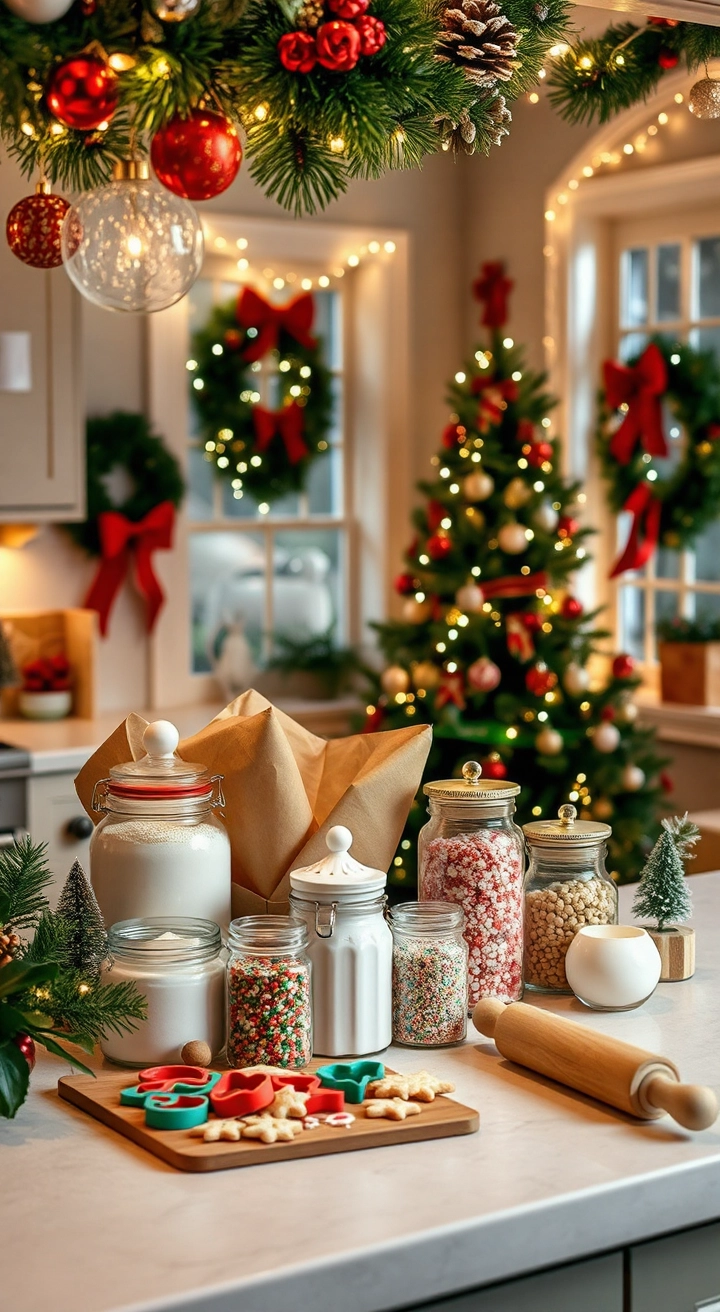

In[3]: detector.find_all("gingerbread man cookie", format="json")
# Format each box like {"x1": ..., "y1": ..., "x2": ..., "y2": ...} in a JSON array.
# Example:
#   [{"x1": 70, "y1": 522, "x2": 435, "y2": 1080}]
[
  {"x1": 268, "y1": 1086, "x2": 311, "y2": 1120},
  {"x1": 240, "y1": 1114, "x2": 304, "y2": 1144},
  {"x1": 365, "y1": 1098, "x2": 421, "y2": 1121}
]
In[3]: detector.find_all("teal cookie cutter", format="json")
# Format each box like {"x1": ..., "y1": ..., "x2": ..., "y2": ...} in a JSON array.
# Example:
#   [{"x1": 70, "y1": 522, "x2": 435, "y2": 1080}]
[
  {"x1": 315, "y1": 1060, "x2": 385, "y2": 1104},
  {"x1": 120, "y1": 1071, "x2": 221, "y2": 1108},
  {"x1": 144, "y1": 1093, "x2": 209, "y2": 1130}
]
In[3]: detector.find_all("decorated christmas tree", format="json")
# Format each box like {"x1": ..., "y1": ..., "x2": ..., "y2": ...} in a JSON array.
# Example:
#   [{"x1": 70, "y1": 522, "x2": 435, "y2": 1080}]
[{"x1": 365, "y1": 264, "x2": 665, "y2": 886}]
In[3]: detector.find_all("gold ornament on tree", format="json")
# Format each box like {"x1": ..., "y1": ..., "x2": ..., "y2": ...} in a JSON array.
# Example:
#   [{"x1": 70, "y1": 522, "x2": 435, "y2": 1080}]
[
  {"x1": 381, "y1": 665, "x2": 411, "y2": 696},
  {"x1": 402, "y1": 597, "x2": 432, "y2": 624},
  {"x1": 412, "y1": 661, "x2": 442, "y2": 690},
  {"x1": 688, "y1": 78, "x2": 720, "y2": 119},
  {"x1": 436, "y1": 0, "x2": 520, "y2": 87},
  {"x1": 463, "y1": 470, "x2": 494, "y2": 501},
  {"x1": 503, "y1": 477, "x2": 532, "y2": 509},
  {"x1": 497, "y1": 521, "x2": 528, "y2": 555}
]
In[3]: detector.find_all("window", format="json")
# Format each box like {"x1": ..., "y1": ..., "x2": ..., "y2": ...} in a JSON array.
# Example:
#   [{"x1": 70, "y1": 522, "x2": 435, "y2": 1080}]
[{"x1": 614, "y1": 214, "x2": 720, "y2": 663}]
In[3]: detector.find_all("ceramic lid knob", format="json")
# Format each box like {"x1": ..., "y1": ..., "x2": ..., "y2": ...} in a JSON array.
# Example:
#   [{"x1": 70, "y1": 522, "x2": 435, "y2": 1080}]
[
  {"x1": 143, "y1": 720, "x2": 180, "y2": 760},
  {"x1": 326, "y1": 825, "x2": 353, "y2": 853}
]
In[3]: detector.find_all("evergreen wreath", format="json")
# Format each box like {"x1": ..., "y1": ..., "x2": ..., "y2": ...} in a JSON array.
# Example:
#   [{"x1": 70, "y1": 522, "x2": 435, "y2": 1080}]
[
  {"x1": 65, "y1": 412, "x2": 185, "y2": 557},
  {"x1": 190, "y1": 288, "x2": 334, "y2": 504},
  {"x1": 598, "y1": 337, "x2": 720, "y2": 568}
]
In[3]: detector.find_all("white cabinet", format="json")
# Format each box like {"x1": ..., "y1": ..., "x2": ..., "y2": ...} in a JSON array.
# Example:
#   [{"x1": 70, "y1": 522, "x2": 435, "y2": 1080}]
[{"x1": 27, "y1": 771, "x2": 92, "y2": 905}]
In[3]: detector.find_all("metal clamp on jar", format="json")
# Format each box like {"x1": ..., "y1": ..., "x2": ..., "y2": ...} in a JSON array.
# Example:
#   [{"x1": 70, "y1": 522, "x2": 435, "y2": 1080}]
[{"x1": 289, "y1": 825, "x2": 392, "y2": 1057}]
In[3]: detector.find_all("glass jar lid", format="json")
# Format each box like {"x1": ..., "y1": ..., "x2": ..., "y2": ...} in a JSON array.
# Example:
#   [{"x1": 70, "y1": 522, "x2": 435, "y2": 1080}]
[
  {"x1": 424, "y1": 760, "x2": 520, "y2": 804},
  {"x1": 108, "y1": 720, "x2": 211, "y2": 799},
  {"x1": 523, "y1": 803, "x2": 611, "y2": 848},
  {"x1": 289, "y1": 825, "x2": 387, "y2": 898}
]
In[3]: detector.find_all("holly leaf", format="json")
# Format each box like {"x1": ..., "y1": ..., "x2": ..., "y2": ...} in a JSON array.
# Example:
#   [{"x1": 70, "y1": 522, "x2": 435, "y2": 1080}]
[
  {"x1": 0, "y1": 1001, "x2": 33, "y2": 1037},
  {"x1": 0, "y1": 1037, "x2": 30, "y2": 1118},
  {"x1": 34, "y1": 1031, "x2": 94, "y2": 1077},
  {"x1": 0, "y1": 959, "x2": 57, "y2": 1000}
]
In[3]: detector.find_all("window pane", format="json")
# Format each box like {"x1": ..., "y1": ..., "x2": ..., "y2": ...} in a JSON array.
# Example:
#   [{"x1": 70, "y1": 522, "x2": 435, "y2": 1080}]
[
  {"x1": 695, "y1": 520, "x2": 720, "y2": 581},
  {"x1": 622, "y1": 249, "x2": 648, "y2": 327},
  {"x1": 619, "y1": 586, "x2": 645, "y2": 659},
  {"x1": 307, "y1": 447, "x2": 340, "y2": 515},
  {"x1": 272, "y1": 529, "x2": 345, "y2": 643},
  {"x1": 695, "y1": 593, "x2": 720, "y2": 623},
  {"x1": 695, "y1": 237, "x2": 720, "y2": 319},
  {"x1": 656, "y1": 244, "x2": 681, "y2": 321},
  {"x1": 619, "y1": 332, "x2": 648, "y2": 363},
  {"x1": 189, "y1": 531, "x2": 266, "y2": 673},
  {"x1": 656, "y1": 546, "x2": 680, "y2": 580},
  {"x1": 188, "y1": 448, "x2": 215, "y2": 522},
  {"x1": 690, "y1": 325, "x2": 720, "y2": 366},
  {"x1": 313, "y1": 290, "x2": 343, "y2": 370},
  {"x1": 656, "y1": 590, "x2": 680, "y2": 624}
]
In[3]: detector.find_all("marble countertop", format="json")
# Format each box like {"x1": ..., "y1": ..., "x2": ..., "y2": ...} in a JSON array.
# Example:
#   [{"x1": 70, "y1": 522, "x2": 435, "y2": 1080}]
[{"x1": 5, "y1": 878, "x2": 720, "y2": 1312}]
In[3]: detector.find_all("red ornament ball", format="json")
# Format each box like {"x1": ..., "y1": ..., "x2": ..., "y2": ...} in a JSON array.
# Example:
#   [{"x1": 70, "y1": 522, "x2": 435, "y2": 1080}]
[
  {"x1": 355, "y1": 14, "x2": 387, "y2": 54},
  {"x1": 151, "y1": 110, "x2": 242, "y2": 201},
  {"x1": 394, "y1": 572, "x2": 416, "y2": 596},
  {"x1": 6, "y1": 190, "x2": 70, "y2": 269},
  {"x1": 612, "y1": 653, "x2": 635, "y2": 679},
  {"x1": 328, "y1": 0, "x2": 368, "y2": 14},
  {"x1": 660, "y1": 770, "x2": 674, "y2": 794},
  {"x1": 525, "y1": 662, "x2": 558, "y2": 697},
  {"x1": 46, "y1": 55, "x2": 119, "y2": 131},
  {"x1": 522, "y1": 611, "x2": 543, "y2": 632},
  {"x1": 527, "y1": 441, "x2": 553, "y2": 467},
  {"x1": 315, "y1": 20, "x2": 361, "y2": 71},
  {"x1": 14, "y1": 1033, "x2": 36, "y2": 1071},
  {"x1": 658, "y1": 47, "x2": 679, "y2": 68},
  {"x1": 426, "y1": 532, "x2": 452, "y2": 560},
  {"x1": 558, "y1": 515, "x2": 579, "y2": 538},
  {"x1": 427, "y1": 499, "x2": 446, "y2": 532},
  {"x1": 601, "y1": 705, "x2": 616, "y2": 721},
  {"x1": 277, "y1": 30, "x2": 317, "y2": 73},
  {"x1": 482, "y1": 756, "x2": 508, "y2": 779},
  {"x1": 561, "y1": 595, "x2": 584, "y2": 620},
  {"x1": 442, "y1": 421, "x2": 466, "y2": 449}
]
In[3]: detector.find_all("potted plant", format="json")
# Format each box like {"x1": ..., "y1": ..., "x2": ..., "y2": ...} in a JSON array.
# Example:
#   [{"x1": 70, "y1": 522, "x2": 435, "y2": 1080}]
[
  {"x1": 657, "y1": 616, "x2": 720, "y2": 706},
  {"x1": 19, "y1": 655, "x2": 73, "y2": 720},
  {"x1": 264, "y1": 628, "x2": 360, "y2": 701}
]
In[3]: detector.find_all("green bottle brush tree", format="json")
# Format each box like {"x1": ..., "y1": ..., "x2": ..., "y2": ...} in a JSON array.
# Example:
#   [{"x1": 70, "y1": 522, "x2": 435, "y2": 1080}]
[{"x1": 633, "y1": 815, "x2": 699, "y2": 982}]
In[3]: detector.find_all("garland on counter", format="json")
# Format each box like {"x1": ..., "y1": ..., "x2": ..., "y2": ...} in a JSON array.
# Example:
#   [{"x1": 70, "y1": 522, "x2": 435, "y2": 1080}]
[{"x1": 598, "y1": 338, "x2": 720, "y2": 578}]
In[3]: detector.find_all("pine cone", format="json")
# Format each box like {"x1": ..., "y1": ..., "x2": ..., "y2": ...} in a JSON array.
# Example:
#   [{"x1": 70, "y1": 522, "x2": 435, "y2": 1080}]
[
  {"x1": 486, "y1": 92, "x2": 512, "y2": 145},
  {"x1": 435, "y1": 109, "x2": 478, "y2": 155},
  {"x1": 0, "y1": 930, "x2": 21, "y2": 968},
  {"x1": 436, "y1": 0, "x2": 520, "y2": 88},
  {"x1": 297, "y1": 0, "x2": 324, "y2": 30}
]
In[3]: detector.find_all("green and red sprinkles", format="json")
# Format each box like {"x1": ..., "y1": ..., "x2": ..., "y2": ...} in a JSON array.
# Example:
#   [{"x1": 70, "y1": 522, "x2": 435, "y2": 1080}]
[{"x1": 227, "y1": 955, "x2": 312, "y2": 1069}]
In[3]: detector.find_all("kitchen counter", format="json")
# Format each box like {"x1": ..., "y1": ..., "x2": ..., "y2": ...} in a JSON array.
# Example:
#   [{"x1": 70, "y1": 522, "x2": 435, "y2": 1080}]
[{"x1": 5, "y1": 876, "x2": 720, "y2": 1312}]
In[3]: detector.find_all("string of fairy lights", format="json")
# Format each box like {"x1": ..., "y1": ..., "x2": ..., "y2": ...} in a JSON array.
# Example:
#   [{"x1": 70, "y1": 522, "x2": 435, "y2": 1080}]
[{"x1": 202, "y1": 228, "x2": 398, "y2": 292}]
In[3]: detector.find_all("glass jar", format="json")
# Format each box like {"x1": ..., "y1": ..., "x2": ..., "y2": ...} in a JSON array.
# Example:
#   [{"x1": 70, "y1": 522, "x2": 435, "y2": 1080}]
[
  {"x1": 100, "y1": 917, "x2": 226, "y2": 1067},
  {"x1": 389, "y1": 902, "x2": 468, "y2": 1047},
  {"x1": 90, "y1": 719, "x2": 231, "y2": 931},
  {"x1": 227, "y1": 916, "x2": 312, "y2": 1069},
  {"x1": 289, "y1": 825, "x2": 392, "y2": 1057},
  {"x1": 522, "y1": 803, "x2": 618, "y2": 994},
  {"x1": 418, "y1": 761, "x2": 524, "y2": 1008}
]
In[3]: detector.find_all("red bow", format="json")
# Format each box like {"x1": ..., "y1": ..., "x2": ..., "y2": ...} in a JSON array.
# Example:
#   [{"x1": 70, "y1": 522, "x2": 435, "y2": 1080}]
[
  {"x1": 481, "y1": 570, "x2": 548, "y2": 601},
  {"x1": 472, "y1": 261, "x2": 513, "y2": 329},
  {"x1": 84, "y1": 502, "x2": 175, "y2": 637},
  {"x1": 471, "y1": 376, "x2": 518, "y2": 431},
  {"x1": 609, "y1": 482, "x2": 661, "y2": 578},
  {"x1": 603, "y1": 343, "x2": 668, "y2": 464},
  {"x1": 253, "y1": 402, "x2": 309, "y2": 465},
  {"x1": 237, "y1": 288, "x2": 316, "y2": 363},
  {"x1": 436, "y1": 672, "x2": 466, "y2": 710}
]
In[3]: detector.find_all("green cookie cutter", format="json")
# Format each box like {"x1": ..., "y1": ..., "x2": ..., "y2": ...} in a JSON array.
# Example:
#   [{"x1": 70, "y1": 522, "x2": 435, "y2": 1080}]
[
  {"x1": 144, "y1": 1093, "x2": 209, "y2": 1130},
  {"x1": 315, "y1": 1060, "x2": 385, "y2": 1104},
  {"x1": 120, "y1": 1071, "x2": 221, "y2": 1108}
]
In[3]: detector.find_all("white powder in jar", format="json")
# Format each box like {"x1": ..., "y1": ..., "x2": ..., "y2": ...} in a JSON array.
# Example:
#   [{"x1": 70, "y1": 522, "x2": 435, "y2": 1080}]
[{"x1": 90, "y1": 818, "x2": 231, "y2": 930}]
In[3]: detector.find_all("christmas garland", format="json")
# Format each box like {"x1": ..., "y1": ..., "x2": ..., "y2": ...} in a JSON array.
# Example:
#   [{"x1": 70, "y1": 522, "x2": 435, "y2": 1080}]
[
  {"x1": 190, "y1": 286, "x2": 334, "y2": 503},
  {"x1": 598, "y1": 338, "x2": 720, "y2": 577}
]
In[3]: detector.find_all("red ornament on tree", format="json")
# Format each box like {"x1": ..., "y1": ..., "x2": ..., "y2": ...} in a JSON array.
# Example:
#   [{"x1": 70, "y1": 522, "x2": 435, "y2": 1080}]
[
  {"x1": 394, "y1": 572, "x2": 416, "y2": 596},
  {"x1": 527, "y1": 441, "x2": 553, "y2": 467},
  {"x1": 46, "y1": 55, "x2": 119, "y2": 131},
  {"x1": 363, "y1": 705, "x2": 385, "y2": 733},
  {"x1": 561, "y1": 595, "x2": 584, "y2": 619},
  {"x1": 525, "y1": 662, "x2": 558, "y2": 696},
  {"x1": 482, "y1": 754, "x2": 508, "y2": 779},
  {"x1": 522, "y1": 611, "x2": 543, "y2": 632},
  {"x1": 442, "y1": 421, "x2": 466, "y2": 449},
  {"x1": 6, "y1": 184, "x2": 69, "y2": 269},
  {"x1": 355, "y1": 14, "x2": 387, "y2": 54},
  {"x1": 277, "y1": 30, "x2": 318, "y2": 72},
  {"x1": 315, "y1": 20, "x2": 362, "y2": 70},
  {"x1": 612, "y1": 653, "x2": 635, "y2": 679},
  {"x1": 14, "y1": 1033, "x2": 36, "y2": 1071},
  {"x1": 658, "y1": 48, "x2": 679, "y2": 69},
  {"x1": 660, "y1": 770, "x2": 674, "y2": 793},
  {"x1": 328, "y1": 0, "x2": 368, "y2": 14},
  {"x1": 151, "y1": 109, "x2": 242, "y2": 201},
  {"x1": 427, "y1": 499, "x2": 446, "y2": 532},
  {"x1": 427, "y1": 532, "x2": 452, "y2": 560},
  {"x1": 558, "y1": 515, "x2": 579, "y2": 538},
  {"x1": 601, "y1": 705, "x2": 616, "y2": 721}
]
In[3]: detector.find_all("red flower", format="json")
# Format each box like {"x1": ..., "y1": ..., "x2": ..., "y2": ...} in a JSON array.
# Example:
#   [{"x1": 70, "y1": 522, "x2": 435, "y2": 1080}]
[
  {"x1": 355, "y1": 14, "x2": 386, "y2": 54},
  {"x1": 277, "y1": 30, "x2": 317, "y2": 73},
  {"x1": 316, "y1": 20, "x2": 361, "y2": 71},
  {"x1": 328, "y1": 0, "x2": 368, "y2": 15},
  {"x1": 22, "y1": 655, "x2": 71, "y2": 692}
]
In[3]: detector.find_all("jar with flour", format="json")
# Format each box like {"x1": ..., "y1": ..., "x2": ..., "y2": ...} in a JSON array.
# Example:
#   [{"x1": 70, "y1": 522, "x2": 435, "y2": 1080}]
[
  {"x1": 90, "y1": 720, "x2": 231, "y2": 930},
  {"x1": 289, "y1": 826, "x2": 392, "y2": 1057}
]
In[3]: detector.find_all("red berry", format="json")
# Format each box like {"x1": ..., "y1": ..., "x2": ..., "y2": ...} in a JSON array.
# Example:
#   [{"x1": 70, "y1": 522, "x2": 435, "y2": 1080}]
[
  {"x1": 14, "y1": 1033, "x2": 36, "y2": 1071},
  {"x1": 612, "y1": 653, "x2": 635, "y2": 679}
]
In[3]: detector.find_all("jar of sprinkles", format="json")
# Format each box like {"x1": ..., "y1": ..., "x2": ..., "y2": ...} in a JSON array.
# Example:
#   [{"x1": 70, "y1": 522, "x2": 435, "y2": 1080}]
[
  {"x1": 418, "y1": 761, "x2": 524, "y2": 1008},
  {"x1": 522, "y1": 804, "x2": 617, "y2": 994},
  {"x1": 389, "y1": 902, "x2": 467, "y2": 1047},
  {"x1": 227, "y1": 916, "x2": 312, "y2": 1069}
]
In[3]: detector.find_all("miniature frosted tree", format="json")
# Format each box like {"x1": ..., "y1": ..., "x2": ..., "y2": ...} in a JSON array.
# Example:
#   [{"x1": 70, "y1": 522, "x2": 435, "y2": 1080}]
[
  {"x1": 632, "y1": 815, "x2": 698, "y2": 931},
  {"x1": 56, "y1": 860, "x2": 107, "y2": 977}
]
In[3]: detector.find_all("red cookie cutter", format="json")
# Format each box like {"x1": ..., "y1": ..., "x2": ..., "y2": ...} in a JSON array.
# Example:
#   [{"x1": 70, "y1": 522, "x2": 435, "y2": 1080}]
[
  {"x1": 270, "y1": 1073, "x2": 344, "y2": 1114},
  {"x1": 210, "y1": 1071, "x2": 274, "y2": 1118},
  {"x1": 138, "y1": 1065, "x2": 211, "y2": 1089}
]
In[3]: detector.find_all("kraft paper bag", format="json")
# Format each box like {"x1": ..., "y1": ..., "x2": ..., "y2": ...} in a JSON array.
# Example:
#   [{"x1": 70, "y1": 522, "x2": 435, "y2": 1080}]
[{"x1": 75, "y1": 690, "x2": 432, "y2": 917}]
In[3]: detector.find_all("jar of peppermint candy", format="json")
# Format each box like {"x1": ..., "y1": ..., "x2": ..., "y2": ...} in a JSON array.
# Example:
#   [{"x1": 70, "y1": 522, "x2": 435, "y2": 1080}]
[{"x1": 418, "y1": 761, "x2": 525, "y2": 1008}]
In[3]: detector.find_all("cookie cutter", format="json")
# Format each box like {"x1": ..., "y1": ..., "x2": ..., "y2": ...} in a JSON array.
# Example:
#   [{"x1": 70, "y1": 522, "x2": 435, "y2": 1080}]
[
  {"x1": 144, "y1": 1093, "x2": 209, "y2": 1131},
  {"x1": 209, "y1": 1071, "x2": 274, "y2": 1118},
  {"x1": 120, "y1": 1070, "x2": 221, "y2": 1107},
  {"x1": 269, "y1": 1072, "x2": 344, "y2": 1114},
  {"x1": 315, "y1": 1060, "x2": 385, "y2": 1104},
  {"x1": 138, "y1": 1064, "x2": 212, "y2": 1086}
]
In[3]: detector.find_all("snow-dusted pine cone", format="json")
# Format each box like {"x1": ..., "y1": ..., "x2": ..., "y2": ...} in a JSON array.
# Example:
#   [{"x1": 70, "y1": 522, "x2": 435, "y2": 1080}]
[
  {"x1": 435, "y1": 109, "x2": 478, "y2": 155},
  {"x1": 297, "y1": 0, "x2": 324, "y2": 29},
  {"x1": 436, "y1": 0, "x2": 520, "y2": 88},
  {"x1": 486, "y1": 92, "x2": 512, "y2": 144}
]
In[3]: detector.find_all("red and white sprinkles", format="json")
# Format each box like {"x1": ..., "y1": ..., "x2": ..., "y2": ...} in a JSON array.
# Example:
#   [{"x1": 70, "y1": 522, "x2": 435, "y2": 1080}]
[{"x1": 421, "y1": 830, "x2": 524, "y2": 1006}]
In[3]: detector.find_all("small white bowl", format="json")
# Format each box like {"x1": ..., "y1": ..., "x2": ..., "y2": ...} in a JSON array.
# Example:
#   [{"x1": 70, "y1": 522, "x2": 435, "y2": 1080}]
[
  {"x1": 18, "y1": 689, "x2": 72, "y2": 721},
  {"x1": 565, "y1": 924, "x2": 662, "y2": 1012}
]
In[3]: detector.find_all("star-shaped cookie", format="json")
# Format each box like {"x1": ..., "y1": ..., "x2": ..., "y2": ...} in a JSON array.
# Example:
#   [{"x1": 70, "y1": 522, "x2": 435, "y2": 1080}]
[
  {"x1": 268, "y1": 1086, "x2": 311, "y2": 1119},
  {"x1": 240, "y1": 1114, "x2": 304, "y2": 1144},
  {"x1": 364, "y1": 1098, "x2": 421, "y2": 1121},
  {"x1": 367, "y1": 1071, "x2": 455, "y2": 1102},
  {"x1": 190, "y1": 1118, "x2": 244, "y2": 1142}
]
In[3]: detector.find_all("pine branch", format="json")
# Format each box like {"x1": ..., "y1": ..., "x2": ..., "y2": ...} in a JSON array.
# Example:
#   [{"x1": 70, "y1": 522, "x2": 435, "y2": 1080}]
[
  {"x1": 662, "y1": 812, "x2": 700, "y2": 861},
  {"x1": 43, "y1": 972, "x2": 146, "y2": 1042},
  {"x1": 0, "y1": 838, "x2": 51, "y2": 935}
]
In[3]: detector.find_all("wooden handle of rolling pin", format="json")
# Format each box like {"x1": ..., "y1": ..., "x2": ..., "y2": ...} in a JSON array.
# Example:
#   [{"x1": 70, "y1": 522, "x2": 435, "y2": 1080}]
[{"x1": 473, "y1": 998, "x2": 718, "y2": 1131}]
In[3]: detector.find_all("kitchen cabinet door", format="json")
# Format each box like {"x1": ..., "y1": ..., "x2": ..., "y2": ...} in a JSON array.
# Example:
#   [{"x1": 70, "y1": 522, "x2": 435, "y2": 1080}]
[
  {"x1": 630, "y1": 1221, "x2": 720, "y2": 1312},
  {"x1": 27, "y1": 772, "x2": 92, "y2": 902},
  {"x1": 400, "y1": 1252, "x2": 623, "y2": 1312}
]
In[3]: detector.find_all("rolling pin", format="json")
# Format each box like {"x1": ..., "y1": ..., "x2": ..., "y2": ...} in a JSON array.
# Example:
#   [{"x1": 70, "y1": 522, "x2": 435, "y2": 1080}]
[{"x1": 473, "y1": 998, "x2": 718, "y2": 1131}]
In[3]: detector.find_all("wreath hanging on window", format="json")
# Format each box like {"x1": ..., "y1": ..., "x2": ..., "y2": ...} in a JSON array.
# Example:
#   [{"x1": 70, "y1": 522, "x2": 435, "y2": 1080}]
[
  {"x1": 597, "y1": 337, "x2": 720, "y2": 578},
  {"x1": 190, "y1": 287, "x2": 334, "y2": 505}
]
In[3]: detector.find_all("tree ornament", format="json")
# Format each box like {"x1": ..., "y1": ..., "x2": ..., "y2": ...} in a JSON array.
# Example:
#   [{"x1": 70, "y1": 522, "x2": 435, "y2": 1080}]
[
  {"x1": 557, "y1": 515, "x2": 579, "y2": 538},
  {"x1": 436, "y1": 0, "x2": 519, "y2": 87},
  {"x1": 612, "y1": 653, "x2": 635, "y2": 679},
  {"x1": 61, "y1": 162, "x2": 204, "y2": 314},
  {"x1": 601, "y1": 704, "x2": 615, "y2": 721},
  {"x1": 150, "y1": 110, "x2": 242, "y2": 201},
  {"x1": 463, "y1": 470, "x2": 494, "y2": 501},
  {"x1": 591, "y1": 721, "x2": 620, "y2": 753},
  {"x1": 536, "y1": 725, "x2": 563, "y2": 755},
  {"x1": 503, "y1": 476, "x2": 532, "y2": 509},
  {"x1": 467, "y1": 655, "x2": 501, "y2": 691},
  {"x1": 436, "y1": 671, "x2": 466, "y2": 710},
  {"x1": 3, "y1": 0, "x2": 73, "y2": 18},
  {"x1": 563, "y1": 661, "x2": 589, "y2": 695},
  {"x1": 527, "y1": 441, "x2": 553, "y2": 467},
  {"x1": 533, "y1": 501, "x2": 558, "y2": 533},
  {"x1": 315, "y1": 20, "x2": 362, "y2": 70},
  {"x1": 455, "y1": 582, "x2": 485, "y2": 613},
  {"x1": 355, "y1": 14, "x2": 386, "y2": 53},
  {"x1": 621, "y1": 763, "x2": 646, "y2": 792},
  {"x1": 412, "y1": 660, "x2": 441, "y2": 690},
  {"x1": 46, "y1": 55, "x2": 119, "y2": 132},
  {"x1": 427, "y1": 532, "x2": 453, "y2": 560},
  {"x1": 521, "y1": 611, "x2": 543, "y2": 633},
  {"x1": 561, "y1": 595, "x2": 583, "y2": 620},
  {"x1": 592, "y1": 797, "x2": 613, "y2": 820},
  {"x1": 402, "y1": 597, "x2": 432, "y2": 624},
  {"x1": 296, "y1": 0, "x2": 324, "y2": 29},
  {"x1": 381, "y1": 665, "x2": 410, "y2": 696},
  {"x1": 482, "y1": 754, "x2": 507, "y2": 779},
  {"x1": 497, "y1": 521, "x2": 528, "y2": 555},
  {"x1": 427, "y1": 499, "x2": 446, "y2": 532},
  {"x1": 394, "y1": 573, "x2": 416, "y2": 596},
  {"x1": 149, "y1": 0, "x2": 202, "y2": 18},
  {"x1": 6, "y1": 183, "x2": 69, "y2": 269},
  {"x1": 442, "y1": 421, "x2": 466, "y2": 449},
  {"x1": 689, "y1": 78, "x2": 720, "y2": 120},
  {"x1": 56, "y1": 859, "x2": 107, "y2": 975},
  {"x1": 328, "y1": 0, "x2": 369, "y2": 13},
  {"x1": 658, "y1": 48, "x2": 679, "y2": 69},
  {"x1": 277, "y1": 31, "x2": 318, "y2": 72},
  {"x1": 13, "y1": 1033, "x2": 36, "y2": 1071},
  {"x1": 525, "y1": 662, "x2": 558, "y2": 696},
  {"x1": 616, "y1": 699, "x2": 637, "y2": 724}
]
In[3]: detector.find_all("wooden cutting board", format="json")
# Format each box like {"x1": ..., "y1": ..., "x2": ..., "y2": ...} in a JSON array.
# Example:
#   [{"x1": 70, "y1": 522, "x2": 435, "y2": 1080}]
[{"x1": 58, "y1": 1065, "x2": 479, "y2": 1172}]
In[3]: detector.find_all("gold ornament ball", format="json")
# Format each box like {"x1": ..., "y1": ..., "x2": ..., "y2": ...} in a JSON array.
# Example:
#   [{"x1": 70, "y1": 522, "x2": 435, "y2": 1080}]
[
  {"x1": 402, "y1": 597, "x2": 432, "y2": 624},
  {"x1": 533, "y1": 500, "x2": 559, "y2": 534},
  {"x1": 455, "y1": 582, "x2": 485, "y2": 613},
  {"x1": 591, "y1": 721, "x2": 620, "y2": 753},
  {"x1": 381, "y1": 664, "x2": 410, "y2": 696},
  {"x1": 689, "y1": 77, "x2": 720, "y2": 119},
  {"x1": 621, "y1": 763, "x2": 645, "y2": 792},
  {"x1": 563, "y1": 661, "x2": 590, "y2": 696},
  {"x1": 497, "y1": 521, "x2": 528, "y2": 555},
  {"x1": 463, "y1": 470, "x2": 494, "y2": 502},
  {"x1": 536, "y1": 726, "x2": 564, "y2": 756},
  {"x1": 150, "y1": 0, "x2": 202, "y2": 19},
  {"x1": 412, "y1": 660, "x2": 441, "y2": 690},
  {"x1": 181, "y1": 1039, "x2": 212, "y2": 1066},
  {"x1": 592, "y1": 797, "x2": 614, "y2": 820},
  {"x1": 616, "y1": 699, "x2": 637, "y2": 724},
  {"x1": 503, "y1": 477, "x2": 532, "y2": 510}
]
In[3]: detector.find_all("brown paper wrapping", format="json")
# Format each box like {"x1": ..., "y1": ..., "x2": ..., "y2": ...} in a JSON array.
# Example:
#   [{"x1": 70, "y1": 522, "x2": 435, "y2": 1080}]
[{"x1": 74, "y1": 690, "x2": 432, "y2": 917}]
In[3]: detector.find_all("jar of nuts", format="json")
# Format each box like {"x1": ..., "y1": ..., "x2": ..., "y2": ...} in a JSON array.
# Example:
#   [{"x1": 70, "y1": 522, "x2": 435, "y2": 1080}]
[{"x1": 522, "y1": 804, "x2": 617, "y2": 994}]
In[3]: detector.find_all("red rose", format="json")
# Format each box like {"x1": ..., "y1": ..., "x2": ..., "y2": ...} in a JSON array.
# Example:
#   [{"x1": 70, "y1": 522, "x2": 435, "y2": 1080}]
[
  {"x1": 328, "y1": 0, "x2": 368, "y2": 15},
  {"x1": 277, "y1": 30, "x2": 317, "y2": 73},
  {"x1": 355, "y1": 14, "x2": 386, "y2": 54},
  {"x1": 315, "y1": 20, "x2": 361, "y2": 71}
]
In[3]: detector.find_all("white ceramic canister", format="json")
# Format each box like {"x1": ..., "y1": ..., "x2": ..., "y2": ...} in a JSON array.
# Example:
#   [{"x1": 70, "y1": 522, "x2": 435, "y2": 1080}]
[
  {"x1": 100, "y1": 917, "x2": 226, "y2": 1067},
  {"x1": 565, "y1": 924, "x2": 662, "y2": 1011},
  {"x1": 89, "y1": 720, "x2": 231, "y2": 930},
  {"x1": 289, "y1": 826, "x2": 392, "y2": 1057}
]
